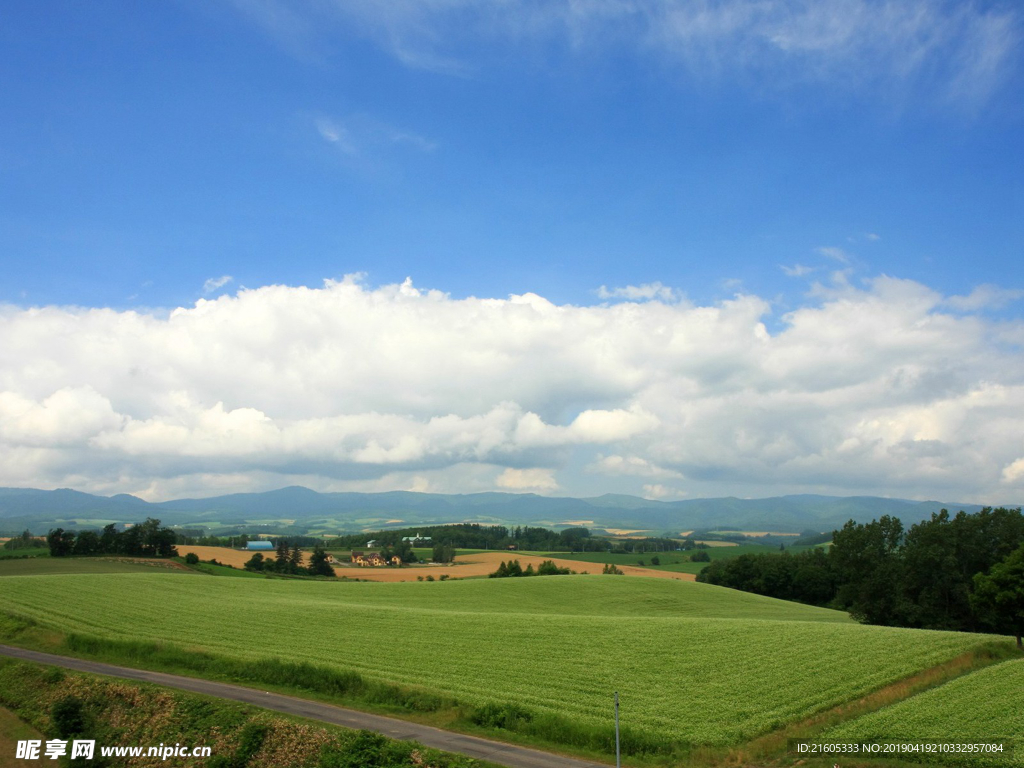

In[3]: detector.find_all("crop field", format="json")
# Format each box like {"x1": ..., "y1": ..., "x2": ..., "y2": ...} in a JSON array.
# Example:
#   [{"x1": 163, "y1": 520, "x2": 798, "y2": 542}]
[
  {"x1": 0, "y1": 572, "x2": 1007, "y2": 747},
  {"x1": 546, "y1": 543, "x2": 805, "y2": 574},
  {"x1": 825, "y1": 658, "x2": 1024, "y2": 764},
  {"x1": 0, "y1": 557, "x2": 193, "y2": 577},
  {"x1": 0, "y1": 547, "x2": 49, "y2": 560}
]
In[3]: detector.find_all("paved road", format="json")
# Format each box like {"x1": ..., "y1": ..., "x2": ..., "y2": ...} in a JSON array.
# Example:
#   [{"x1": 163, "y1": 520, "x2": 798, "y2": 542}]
[{"x1": 0, "y1": 645, "x2": 610, "y2": 768}]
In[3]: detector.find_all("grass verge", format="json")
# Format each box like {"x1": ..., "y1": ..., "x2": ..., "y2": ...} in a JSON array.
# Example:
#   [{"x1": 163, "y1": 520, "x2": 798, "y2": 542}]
[{"x1": 0, "y1": 658, "x2": 492, "y2": 768}]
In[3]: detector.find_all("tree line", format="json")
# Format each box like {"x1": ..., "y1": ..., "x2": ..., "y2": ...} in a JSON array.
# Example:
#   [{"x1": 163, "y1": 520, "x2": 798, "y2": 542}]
[
  {"x1": 488, "y1": 559, "x2": 574, "y2": 578},
  {"x1": 46, "y1": 518, "x2": 178, "y2": 558},
  {"x1": 698, "y1": 507, "x2": 1024, "y2": 646}
]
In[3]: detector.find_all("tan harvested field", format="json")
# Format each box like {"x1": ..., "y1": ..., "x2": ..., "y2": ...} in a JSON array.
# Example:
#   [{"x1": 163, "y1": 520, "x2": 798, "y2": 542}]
[
  {"x1": 700, "y1": 540, "x2": 738, "y2": 547},
  {"x1": 177, "y1": 545, "x2": 697, "y2": 582},
  {"x1": 729, "y1": 531, "x2": 801, "y2": 537},
  {"x1": 557, "y1": 520, "x2": 594, "y2": 526},
  {"x1": 175, "y1": 545, "x2": 304, "y2": 568},
  {"x1": 332, "y1": 551, "x2": 697, "y2": 582},
  {"x1": 602, "y1": 528, "x2": 649, "y2": 535}
]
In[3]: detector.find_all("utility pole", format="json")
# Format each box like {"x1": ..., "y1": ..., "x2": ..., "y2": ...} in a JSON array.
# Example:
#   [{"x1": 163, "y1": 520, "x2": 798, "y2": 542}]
[{"x1": 614, "y1": 691, "x2": 620, "y2": 768}]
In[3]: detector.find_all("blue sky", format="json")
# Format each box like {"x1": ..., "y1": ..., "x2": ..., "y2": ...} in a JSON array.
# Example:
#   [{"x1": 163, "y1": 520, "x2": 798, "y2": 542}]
[{"x1": 1, "y1": 1, "x2": 1023, "y2": 504}]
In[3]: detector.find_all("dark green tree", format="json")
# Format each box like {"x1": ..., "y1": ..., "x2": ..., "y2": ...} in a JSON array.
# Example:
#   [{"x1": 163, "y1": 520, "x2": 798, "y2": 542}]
[
  {"x1": 46, "y1": 528, "x2": 75, "y2": 557},
  {"x1": 306, "y1": 546, "x2": 336, "y2": 577},
  {"x1": 431, "y1": 543, "x2": 456, "y2": 563},
  {"x1": 275, "y1": 539, "x2": 290, "y2": 572},
  {"x1": 830, "y1": 515, "x2": 908, "y2": 625},
  {"x1": 72, "y1": 530, "x2": 101, "y2": 556},
  {"x1": 244, "y1": 552, "x2": 265, "y2": 572},
  {"x1": 99, "y1": 523, "x2": 118, "y2": 553},
  {"x1": 972, "y1": 544, "x2": 1024, "y2": 649}
]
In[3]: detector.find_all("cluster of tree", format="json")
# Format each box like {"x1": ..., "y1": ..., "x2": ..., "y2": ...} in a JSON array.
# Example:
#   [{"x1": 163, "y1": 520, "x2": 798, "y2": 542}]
[
  {"x1": 431, "y1": 543, "x2": 457, "y2": 563},
  {"x1": 697, "y1": 547, "x2": 836, "y2": 606},
  {"x1": 2, "y1": 530, "x2": 46, "y2": 550},
  {"x1": 608, "y1": 537, "x2": 689, "y2": 554},
  {"x1": 698, "y1": 507, "x2": 1024, "y2": 645},
  {"x1": 602, "y1": 563, "x2": 624, "y2": 574},
  {"x1": 377, "y1": 540, "x2": 418, "y2": 565},
  {"x1": 243, "y1": 541, "x2": 335, "y2": 577},
  {"x1": 489, "y1": 559, "x2": 574, "y2": 578},
  {"x1": 46, "y1": 519, "x2": 178, "y2": 558}
]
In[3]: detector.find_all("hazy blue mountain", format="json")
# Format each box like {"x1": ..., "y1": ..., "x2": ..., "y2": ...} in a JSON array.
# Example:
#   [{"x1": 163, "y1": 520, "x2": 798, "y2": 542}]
[{"x1": 0, "y1": 485, "x2": 1005, "y2": 536}]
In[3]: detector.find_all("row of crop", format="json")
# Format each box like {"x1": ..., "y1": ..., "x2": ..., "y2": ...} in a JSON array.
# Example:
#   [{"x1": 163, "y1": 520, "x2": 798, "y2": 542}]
[
  {"x1": 823, "y1": 658, "x2": 1024, "y2": 767},
  {"x1": 0, "y1": 572, "x2": 1002, "y2": 747}
]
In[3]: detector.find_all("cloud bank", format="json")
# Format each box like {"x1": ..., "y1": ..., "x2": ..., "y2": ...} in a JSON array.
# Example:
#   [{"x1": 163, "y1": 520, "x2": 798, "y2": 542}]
[{"x1": 1, "y1": 273, "x2": 1023, "y2": 502}]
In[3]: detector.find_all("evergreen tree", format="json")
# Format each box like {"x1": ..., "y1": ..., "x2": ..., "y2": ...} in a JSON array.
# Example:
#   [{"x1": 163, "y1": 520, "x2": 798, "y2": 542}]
[{"x1": 306, "y1": 546, "x2": 336, "y2": 577}]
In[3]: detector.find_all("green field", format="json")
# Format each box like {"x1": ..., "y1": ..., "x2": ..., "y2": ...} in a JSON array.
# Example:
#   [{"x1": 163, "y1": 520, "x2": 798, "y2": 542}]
[
  {"x1": 825, "y1": 658, "x2": 1024, "y2": 764},
  {"x1": 0, "y1": 557, "x2": 193, "y2": 577},
  {"x1": 0, "y1": 547, "x2": 49, "y2": 560},
  {"x1": 0, "y1": 572, "x2": 1008, "y2": 748},
  {"x1": 542, "y1": 543, "x2": 811, "y2": 574}
]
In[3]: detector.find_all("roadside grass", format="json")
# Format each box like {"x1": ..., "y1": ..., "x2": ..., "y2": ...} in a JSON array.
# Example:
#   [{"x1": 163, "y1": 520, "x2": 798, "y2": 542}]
[
  {"x1": 0, "y1": 704, "x2": 45, "y2": 768},
  {"x1": 0, "y1": 658, "x2": 494, "y2": 768}
]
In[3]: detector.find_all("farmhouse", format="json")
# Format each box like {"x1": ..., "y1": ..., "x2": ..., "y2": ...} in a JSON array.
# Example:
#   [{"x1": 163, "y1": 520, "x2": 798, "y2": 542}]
[
  {"x1": 351, "y1": 551, "x2": 401, "y2": 567},
  {"x1": 401, "y1": 533, "x2": 431, "y2": 544}
]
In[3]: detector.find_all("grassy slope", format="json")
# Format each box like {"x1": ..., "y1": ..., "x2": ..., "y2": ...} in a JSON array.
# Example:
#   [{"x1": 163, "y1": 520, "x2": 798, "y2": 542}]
[
  {"x1": 825, "y1": 658, "x2": 1024, "y2": 763},
  {"x1": 0, "y1": 547, "x2": 49, "y2": 560},
  {"x1": 542, "y1": 544, "x2": 818, "y2": 575},
  {"x1": 0, "y1": 572, "x2": 1006, "y2": 746},
  {"x1": 0, "y1": 558, "x2": 192, "y2": 577}
]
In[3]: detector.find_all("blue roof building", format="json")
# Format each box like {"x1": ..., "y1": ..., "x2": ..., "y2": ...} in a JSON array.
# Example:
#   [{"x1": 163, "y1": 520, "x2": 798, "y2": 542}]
[{"x1": 245, "y1": 541, "x2": 274, "y2": 551}]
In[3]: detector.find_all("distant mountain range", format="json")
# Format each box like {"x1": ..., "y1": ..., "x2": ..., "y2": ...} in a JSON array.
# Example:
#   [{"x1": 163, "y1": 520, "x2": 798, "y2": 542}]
[{"x1": 0, "y1": 486, "x2": 1008, "y2": 536}]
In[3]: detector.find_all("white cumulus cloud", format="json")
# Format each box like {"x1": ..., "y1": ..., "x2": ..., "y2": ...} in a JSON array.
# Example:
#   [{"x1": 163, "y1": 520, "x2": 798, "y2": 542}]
[{"x1": 1, "y1": 273, "x2": 1023, "y2": 501}]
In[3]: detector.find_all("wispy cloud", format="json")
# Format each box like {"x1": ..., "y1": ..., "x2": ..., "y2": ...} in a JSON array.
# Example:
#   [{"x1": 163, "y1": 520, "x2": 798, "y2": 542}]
[
  {"x1": 596, "y1": 282, "x2": 676, "y2": 301},
  {"x1": 202, "y1": 275, "x2": 233, "y2": 293},
  {"x1": 780, "y1": 264, "x2": 815, "y2": 277},
  {"x1": 816, "y1": 246, "x2": 851, "y2": 264},
  {"x1": 228, "y1": 0, "x2": 1021, "y2": 108},
  {"x1": 316, "y1": 115, "x2": 436, "y2": 157}
]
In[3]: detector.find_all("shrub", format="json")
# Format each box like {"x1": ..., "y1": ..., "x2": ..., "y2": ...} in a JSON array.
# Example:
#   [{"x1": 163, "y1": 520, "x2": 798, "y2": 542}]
[
  {"x1": 51, "y1": 696, "x2": 87, "y2": 738},
  {"x1": 185, "y1": 552, "x2": 199, "y2": 565}
]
